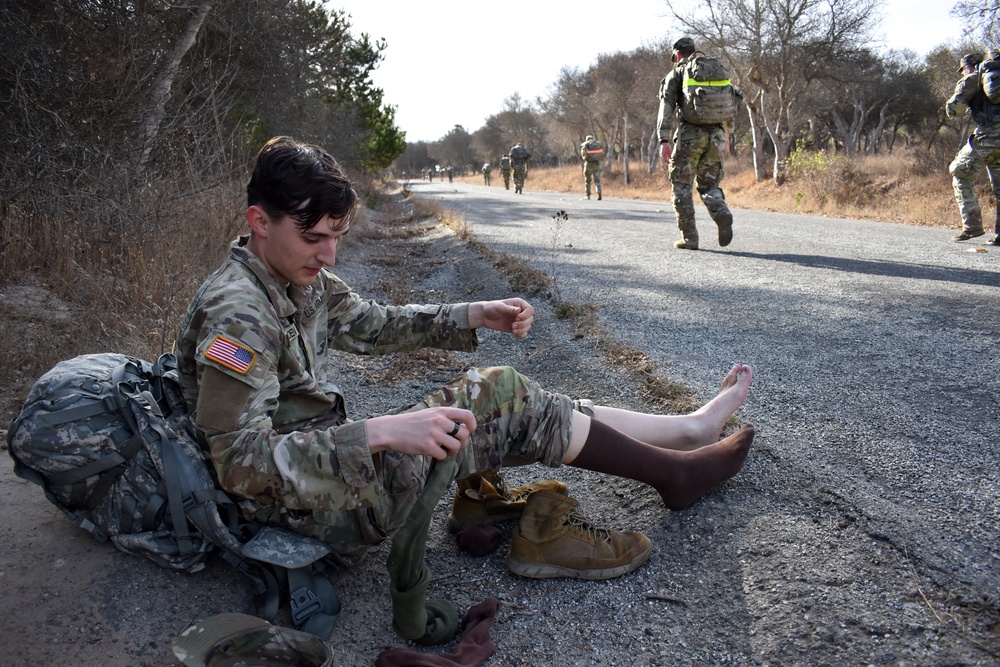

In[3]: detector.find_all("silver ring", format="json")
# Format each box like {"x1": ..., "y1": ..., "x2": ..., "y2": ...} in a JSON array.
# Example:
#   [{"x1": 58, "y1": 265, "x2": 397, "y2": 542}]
[{"x1": 448, "y1": 420, "x2": 461, "y2": 437}]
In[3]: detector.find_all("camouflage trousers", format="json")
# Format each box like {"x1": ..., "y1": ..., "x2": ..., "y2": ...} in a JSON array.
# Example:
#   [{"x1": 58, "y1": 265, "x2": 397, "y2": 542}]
[
  {"x1": 512, "y1": 164, "x2": 527, "y2": 192},
  {"x1": 267, "y1": 366, "x2": 594, "y2": 564},
  {"x1": 949, "y1": 132, "x2": 1000, "y2": 234},
  {"x1": 583, "y1": 162, "x2": 602, "y2": 197},
  {"x1": 501, "y1": 169, "x2": 512, "y2": 189},
  {"x1": 669, "y1": 123, "x2": 731, "y2": 244}
]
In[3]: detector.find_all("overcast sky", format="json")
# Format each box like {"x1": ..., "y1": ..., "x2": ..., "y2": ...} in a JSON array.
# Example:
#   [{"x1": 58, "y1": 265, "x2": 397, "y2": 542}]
[{"x1": 331, "y1": 0, "x2": 965, "y2": 142}]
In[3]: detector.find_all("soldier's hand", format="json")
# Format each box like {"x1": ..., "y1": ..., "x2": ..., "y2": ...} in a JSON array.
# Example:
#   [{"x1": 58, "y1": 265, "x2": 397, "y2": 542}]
[
  {"x1": 365, "y1": 409, "x2": 477, "y2": 459},
  {"x1": 472, "y1": 298, "x2": 534, "y2": 338},
  {"x1": 660, "y1": 141, "x2": 673, "y2": 163}
]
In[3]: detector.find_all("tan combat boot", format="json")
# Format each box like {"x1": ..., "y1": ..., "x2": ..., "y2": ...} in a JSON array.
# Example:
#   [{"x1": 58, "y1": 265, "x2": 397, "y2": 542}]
[
  {"x1": 447, "y1": 470, "x2": 568, "y2": 533},
  {"x1": 506, "y1": 488, "x2": 652, "y2": 580}
]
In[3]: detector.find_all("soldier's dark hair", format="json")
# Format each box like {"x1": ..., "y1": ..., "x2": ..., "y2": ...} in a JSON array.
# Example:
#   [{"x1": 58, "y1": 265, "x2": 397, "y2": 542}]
[{"x1": 247, "y1": 136, "x2": 358, "y2": 232}]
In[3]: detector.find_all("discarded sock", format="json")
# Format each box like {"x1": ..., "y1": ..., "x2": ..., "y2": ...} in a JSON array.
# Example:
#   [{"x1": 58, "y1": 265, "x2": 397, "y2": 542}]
[{"x1": 375, "y1": 596, "x2": 500, "y2": 667}]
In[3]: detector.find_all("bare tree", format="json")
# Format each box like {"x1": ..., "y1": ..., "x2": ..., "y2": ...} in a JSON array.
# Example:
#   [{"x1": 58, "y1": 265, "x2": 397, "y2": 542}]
[
  {"x1": 953, "y1": 1, "x2": 1000, "y2": 47},
  {"x1": 666, "y1": 0, "x2": 881, "y2": 183},
  {"x1": 476, "y1": 94, "x2": 552, "y2": 164},
  {"x1": 430, "y1": 125, "x2": 478, "y2": 172},
  {"x1": 139, "y1": 0, "x2": 214, "y2": 170}
]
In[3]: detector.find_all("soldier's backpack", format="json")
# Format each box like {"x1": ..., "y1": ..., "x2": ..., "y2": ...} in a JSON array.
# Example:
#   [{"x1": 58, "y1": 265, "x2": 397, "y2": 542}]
[
  {"x1": 679, "y1": 55, "x2": 740, "y2": 125},
  {"x1": 500, "y1": 155, "x2": 512, "y2": 170},
  {"x1": 7, "y1": 352, "x2": 341, "y2": 637},
  {"x1": 583, "y1": 139, "x2": 604, "y2": 163},
  {"x1": 509, "y1": 144, "x2": 530, "y2": 163},
  {"x1": 981, "y1": 56, "x2": 1000, "y2": 104}
]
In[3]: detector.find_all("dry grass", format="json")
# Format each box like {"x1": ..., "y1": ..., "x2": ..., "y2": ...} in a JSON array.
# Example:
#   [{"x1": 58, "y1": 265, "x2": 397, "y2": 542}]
[{"x1": 460, "y1": 148, "x2": 997, "y2": 230}]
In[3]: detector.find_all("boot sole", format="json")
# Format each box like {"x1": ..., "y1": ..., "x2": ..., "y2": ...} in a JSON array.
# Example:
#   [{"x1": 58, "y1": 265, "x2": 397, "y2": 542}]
[
  {"x1": 447, "y1": 509, "x2": 523, "y2": 533},
  {"x1": 505, "y1": 541, "x2": 652, "y2": 580}
]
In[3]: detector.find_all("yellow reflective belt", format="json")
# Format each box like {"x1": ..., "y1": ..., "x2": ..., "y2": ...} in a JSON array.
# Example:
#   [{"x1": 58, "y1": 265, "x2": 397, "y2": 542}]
[{"x1": 684, "y1": 79, "x2": 731, "y2": 87}]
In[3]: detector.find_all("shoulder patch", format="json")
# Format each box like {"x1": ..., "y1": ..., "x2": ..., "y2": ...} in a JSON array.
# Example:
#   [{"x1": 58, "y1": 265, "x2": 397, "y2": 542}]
[{"x1": 204, "y1": 334, "x2": 256, "y2": 374}]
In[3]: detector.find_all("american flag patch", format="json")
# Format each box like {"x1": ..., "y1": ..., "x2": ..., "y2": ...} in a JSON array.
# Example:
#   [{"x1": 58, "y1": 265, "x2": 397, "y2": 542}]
[{"x1": 205, "y1": 335, "x2": 255, "y2": 374}]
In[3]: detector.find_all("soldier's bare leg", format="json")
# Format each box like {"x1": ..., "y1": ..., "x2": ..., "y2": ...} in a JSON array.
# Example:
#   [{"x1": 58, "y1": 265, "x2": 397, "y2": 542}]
[{"x1": 589, "y1": 364, "x2": 751, "y2": 451}]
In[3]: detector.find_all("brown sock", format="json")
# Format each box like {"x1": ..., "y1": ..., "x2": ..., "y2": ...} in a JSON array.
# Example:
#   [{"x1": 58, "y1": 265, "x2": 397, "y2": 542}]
[{"x1": 569, "y1": 420, "x2": 754, "y2": 510}]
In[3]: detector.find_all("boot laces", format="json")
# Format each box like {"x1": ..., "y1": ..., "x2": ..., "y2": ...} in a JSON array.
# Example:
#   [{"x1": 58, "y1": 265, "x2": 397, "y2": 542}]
[
  {"x1": 490, "y1": 471, "x2": 514, "y2": 500},
  {"x1": 562, "y1": 507, "x2": 614, "y2": 545}
]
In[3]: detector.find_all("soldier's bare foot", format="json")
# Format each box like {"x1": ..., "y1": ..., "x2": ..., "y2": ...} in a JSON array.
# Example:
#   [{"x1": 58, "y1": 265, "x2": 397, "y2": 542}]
[{"x1": 681, "y1": 364, "x2": 752, "y2": 449}]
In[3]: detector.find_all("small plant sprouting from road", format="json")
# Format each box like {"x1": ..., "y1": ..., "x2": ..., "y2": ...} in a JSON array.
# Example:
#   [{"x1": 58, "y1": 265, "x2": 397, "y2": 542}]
[{"x1": 550, "y1": 209, "x2": 569, "y2": 303}]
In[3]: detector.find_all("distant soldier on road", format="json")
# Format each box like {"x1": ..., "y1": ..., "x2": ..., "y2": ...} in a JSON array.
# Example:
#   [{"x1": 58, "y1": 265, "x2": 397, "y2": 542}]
[
  {"x1": 509, "y1": 143, "x2": 531, "y2": 194},
  {"x1": 499, "y1": 154, "x2": 513, "y2": 190},
  {"x1": 946, "y1": 50, "x2": 1000, "y2": 244},
  {"x1": 656, "y1": 36, "x2": 742, "y2": 250},
  {"x1": 580, "y1": 135, "x2": 604, "y2": 200},
  {"x1": 482, "y1": 162, "x2": 492, "y2": 186}
]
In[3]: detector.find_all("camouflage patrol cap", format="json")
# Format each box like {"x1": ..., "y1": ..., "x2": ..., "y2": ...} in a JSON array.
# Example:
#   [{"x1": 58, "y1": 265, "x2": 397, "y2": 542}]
[
  {"x1": 173, "y1": 613, "x2": 334, "y2": 667},
  {"x1": 673, "y1": 36, "x2": 695, "y2": 52},
  {"x1": 959, "y1": 52, "x2": 984, "y2": 72}
]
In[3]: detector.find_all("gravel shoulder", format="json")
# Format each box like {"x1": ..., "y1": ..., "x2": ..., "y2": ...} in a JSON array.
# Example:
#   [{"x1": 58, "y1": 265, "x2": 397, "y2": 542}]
[{"x1": 0, "y1": 192, "x2": 997, "y2": 666}]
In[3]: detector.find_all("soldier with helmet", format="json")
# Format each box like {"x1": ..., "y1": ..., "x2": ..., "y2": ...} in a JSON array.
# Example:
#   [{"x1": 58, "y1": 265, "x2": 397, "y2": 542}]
[
  {"x1": 946, "y1": 51, "x2": 1000, "y2": 244},
  {"x1": 499, "y1": 154, "x2": 512, "y2": 190},
  {"x1": 656, "y1": 36, "x2": 742, "y2": 250},
  {"x1": 509, "y1": 143, "x2": 531, "y2": 194},
  {"x1": 580, "y1": 134, "x2": 604, "y2": 200}
]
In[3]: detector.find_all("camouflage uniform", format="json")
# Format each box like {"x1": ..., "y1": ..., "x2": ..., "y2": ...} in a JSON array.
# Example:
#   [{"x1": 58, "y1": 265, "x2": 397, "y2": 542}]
[
  {"x1": 946, "y1": 55, "x2": 1000, "y2": 241},
  {"x1": 482, "y1": 162, "x2": 492, "y2": 186},
  {"x1": 499, "y1": 155, "x2": 512, "y2": 190},
  {"x1": 509, "y1": 144, "x2": 530, "y2": 194},
  {"x1": 176, "y1": 237, "x2": 594, "y2": 565},
  {"x1": 580, "y1": 136, "x2": 604, "y2": 200},
  {"x1": 657, "y1": 53, "x2": 734, "y2": 248}
]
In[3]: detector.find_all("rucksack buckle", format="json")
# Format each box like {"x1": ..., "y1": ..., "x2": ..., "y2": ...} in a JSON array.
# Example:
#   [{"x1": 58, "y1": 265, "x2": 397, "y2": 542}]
[{"x1": 290, "y1": 586, "x2": 323, "y2": 626}]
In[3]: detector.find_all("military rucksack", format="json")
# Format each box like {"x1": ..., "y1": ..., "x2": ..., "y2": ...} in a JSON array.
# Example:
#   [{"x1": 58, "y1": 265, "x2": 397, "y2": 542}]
[
  {"x1": 980, "y1": 56, "x2": 1000, "y2": 104},
  {"x1": 679, "y1": 55, "x2": 740, "y2": 125},
  {"x1": 583, "y1": 139, "x2": 604, "y2": 163},
  {"x1": 509, "y1": 145, "x2": 530, "y2": 163},
  {"x1": 500, "y1": 156, "x2": 511, "y2": 170},
  {"x1": 7, "y1": 352, "x2": 341, "y2": 637}
]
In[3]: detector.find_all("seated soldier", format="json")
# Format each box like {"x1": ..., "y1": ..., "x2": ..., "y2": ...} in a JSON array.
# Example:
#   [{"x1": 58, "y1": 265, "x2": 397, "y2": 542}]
[{"x1": 175, "y1": 135, "x2": 755, "y2": 580}]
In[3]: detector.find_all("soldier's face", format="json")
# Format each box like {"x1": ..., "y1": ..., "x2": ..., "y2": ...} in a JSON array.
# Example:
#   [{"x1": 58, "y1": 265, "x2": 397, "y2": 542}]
[{"x1": 248, "y1": 208, "x2": 349, "y2": 286}]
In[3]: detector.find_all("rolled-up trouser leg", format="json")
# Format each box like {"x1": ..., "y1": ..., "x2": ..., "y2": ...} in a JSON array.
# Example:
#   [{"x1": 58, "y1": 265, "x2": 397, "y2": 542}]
[{"x1": 376, "y1": 366, "x2": 595, "y2": 537}]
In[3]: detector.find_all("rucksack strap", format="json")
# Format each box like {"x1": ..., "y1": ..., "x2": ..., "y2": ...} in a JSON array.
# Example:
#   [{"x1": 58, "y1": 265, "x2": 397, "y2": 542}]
[
  {"x1": 37, "y1": 392, "x2": 144, "y2": 509},
  {"x1": 220, "y1": 525, "x2": 341, "y2": 637}
]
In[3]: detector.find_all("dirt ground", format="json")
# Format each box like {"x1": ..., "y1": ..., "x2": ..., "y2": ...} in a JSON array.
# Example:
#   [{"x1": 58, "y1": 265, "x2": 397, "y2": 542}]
[{"x1": 1, "y1": 197, "x2": 998, "y2": 666}]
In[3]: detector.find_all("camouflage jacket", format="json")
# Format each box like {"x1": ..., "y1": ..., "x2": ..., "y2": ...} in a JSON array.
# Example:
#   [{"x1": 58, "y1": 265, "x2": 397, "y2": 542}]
[
  {"x1": 946, "y1": 72, "x2": 1000, "y2": 134},
  {"x1": 175, "y1": 236, "x2": 478, "y2": 558},
  {"x1": 656, "y1": 56, "x2": 690, "y2": 141}
]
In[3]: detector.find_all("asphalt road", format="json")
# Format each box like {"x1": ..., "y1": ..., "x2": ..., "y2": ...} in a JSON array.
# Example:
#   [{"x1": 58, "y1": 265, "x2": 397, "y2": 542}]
[{"x1": 407, "y1": 178, "x2": 1000, "y2": 605}]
